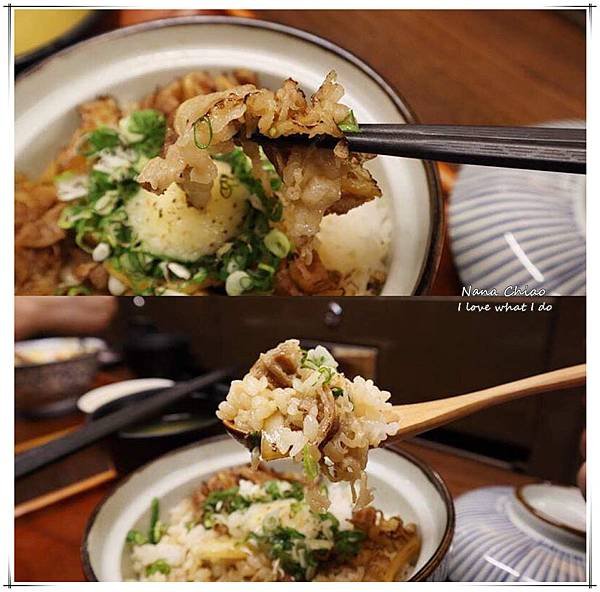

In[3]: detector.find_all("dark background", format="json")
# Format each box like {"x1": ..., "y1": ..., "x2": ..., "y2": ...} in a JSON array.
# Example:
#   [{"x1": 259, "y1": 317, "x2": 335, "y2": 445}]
[{"x1": 109, "y1": 296, "x2": 585, "y2": 484}]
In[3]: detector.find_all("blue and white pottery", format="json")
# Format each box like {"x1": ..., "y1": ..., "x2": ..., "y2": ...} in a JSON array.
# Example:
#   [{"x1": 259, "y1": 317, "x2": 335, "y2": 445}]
[
  {"x1": 449, "y1": 484, "x2": 586, "y2": 582},
  {"x1": 449, "y1": 121, "x2": 586, "y2": 296}
]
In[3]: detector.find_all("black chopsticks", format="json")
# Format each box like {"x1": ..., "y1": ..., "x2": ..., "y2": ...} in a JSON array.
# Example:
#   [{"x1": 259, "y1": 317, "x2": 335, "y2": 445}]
[
  {"x1": 348, "y1": 125, "x2": 586, "y2": 174},
  {"x1": 15, "y1": 366, "x2": 233, "y2": 479},
  {"x1": 264, "y1": 125, "x2": 586, "y2": 174}
]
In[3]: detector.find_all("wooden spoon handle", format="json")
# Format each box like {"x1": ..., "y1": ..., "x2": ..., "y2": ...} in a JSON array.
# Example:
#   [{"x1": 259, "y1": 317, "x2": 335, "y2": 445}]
[{"x1": 389, "y1": 364, "x2": 586, "y2": 441}]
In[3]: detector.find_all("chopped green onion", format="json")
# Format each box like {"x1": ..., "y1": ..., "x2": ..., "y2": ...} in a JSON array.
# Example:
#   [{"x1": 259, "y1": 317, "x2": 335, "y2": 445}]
[
  {"x1": 54, "y1": 172, "x2": 88, "y2": 202},
  {"x1": 258, "y1": 262, "x2": 276, "y2": 274},
  {"x1": 58, "y1": 205, "x2": 93, "y2": 229},
  {"x1": 318, "y1": 511, "x2": 340, "y2": 530},
  {"x1": 152, "y1": 520, "x2": 166, "y2": 545},
  {"x1": 215, "y1": 147, "x2": 282, "y2": 222},
  {"x1": 302, "y1": 445, "x2": 319, "y2": 481},
  {"x1": 66, "y1": 285, "x2": 92, "y2": 296},
  {"x1": 219, "y1": 174, "x2": 236, "y2": 198},
  {"x1": 126, "y1": 530, "x2": 148, "y2": 546},
  {"x1": 92, "y1": 242, "x2": 111, "y2": 262},
  {"x1": 145, "y1": 559, "x2": 171, "y2": 577},
  {"x1": 193, "y1": 115, "x2": 213, "y2": 150},
  {"x1": 338, "y1": 110, "x2": 360, "y2": 133},
  {"x1": 125, "y1": 110, "x2": 167, "y2": 158},
  {"x1": 94, "y1": 190, "x2": 118, "y2": 215},
  {"x1": 303, "y1": 346, "x2": 338, "y2": 371},
  {"x1": 83, "y1": 127, "x2": 120, "y2": 156},
  {"x1": 331, "y1": 387, "x2": 344, "y2": 398},
  {"x1": 53, "y1": 170, "x2": 75, "y2": 183},
  {"x1": 226, "y1": 258, "x2": 242, "y2": 275},
  {"x1": 216, "y1": 242, "x2": 233, "y2": 258},
  {"x1": 264, "y1": 229, "x2": 290, "y2": 258},
  {"x1": 333, "y1": 529, "x2": 366, "y2": 561},
  {"x1": 118, "y1": 115, "x2": 145, "y2": 144},
  {"x1": 319, "y1": 366, "x2": 335, "y2": 386},
  {"x1": 148, "y1": 497, "x2": 160, "y2": 544},
  {"x1": 191, "y1": 268, "x2": 208, "y2": 285},
  {"x1": 225, "y1": 270, "x2": 252, "y2": 296},
  {"x1": 133, "y1": 154, "x2": 150, "y2": 174}
]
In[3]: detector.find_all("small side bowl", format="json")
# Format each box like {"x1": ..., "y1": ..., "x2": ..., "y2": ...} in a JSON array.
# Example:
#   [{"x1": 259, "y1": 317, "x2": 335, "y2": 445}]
[
  {"x1": 82, "y1": 436, "x2": 454, "y2": 581},
  {"x1": 15, "y1": 337, "x2": 105, "y2": 416},
  {"x1": 78, "y1": 378, "x2": 224, "y2": 474},
  {"x1": 15, "y1": 10, "x2": 103, "y2": 73}
]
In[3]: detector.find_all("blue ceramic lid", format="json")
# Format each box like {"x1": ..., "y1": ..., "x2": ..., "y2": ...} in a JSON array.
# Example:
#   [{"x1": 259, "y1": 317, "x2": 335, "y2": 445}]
[
  {"x1": 449, "y1": 484, "x2": 586, "y2": 582},
  {"x1": 449, "y1": 121, "x2": 586, "y2": 297}
]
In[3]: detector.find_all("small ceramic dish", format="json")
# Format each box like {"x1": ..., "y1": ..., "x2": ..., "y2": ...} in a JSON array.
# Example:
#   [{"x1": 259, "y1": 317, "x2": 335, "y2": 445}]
[
  {"x1": 448, "y1": 483, "x2": 586, "y2": 582},
  {"x1": 77, "y1": 379, "x2": 224, "y2": 474},
  {"x1": 15, "y1": 16, "x2": 443, "y2": 295},
  {"x1": 82, "y1": 436, "x2": 454, "y2": 581},
  {"x1": 449, "y1": 120, "x2": 586, "y2": 296},
  {"x1": 15, "y1": 336, "x2": 106, "y2": 416},
  {"x1": 14, "y1": 9, "x2": 102, "y2": 72}
]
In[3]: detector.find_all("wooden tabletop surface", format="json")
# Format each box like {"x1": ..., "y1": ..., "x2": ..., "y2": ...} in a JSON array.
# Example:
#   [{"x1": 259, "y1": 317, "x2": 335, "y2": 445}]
[{"x1": 13, "y1": 8, "x2": 584, "y2": 581}]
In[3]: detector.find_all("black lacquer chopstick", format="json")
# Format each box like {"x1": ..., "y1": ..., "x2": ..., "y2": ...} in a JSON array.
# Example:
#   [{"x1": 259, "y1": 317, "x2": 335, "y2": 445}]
[
  {"x1": 15, "y1": 366, "x2": 233, "y2": 479},
  {"x1": 264, "y1": 125, "x2": 586, "y2": 174}
]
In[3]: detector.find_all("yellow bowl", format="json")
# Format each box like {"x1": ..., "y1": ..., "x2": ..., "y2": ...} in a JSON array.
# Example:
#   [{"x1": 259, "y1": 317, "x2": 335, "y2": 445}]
[{"x1": 15, "y1": 9, "x2": 101, "y2": 70}]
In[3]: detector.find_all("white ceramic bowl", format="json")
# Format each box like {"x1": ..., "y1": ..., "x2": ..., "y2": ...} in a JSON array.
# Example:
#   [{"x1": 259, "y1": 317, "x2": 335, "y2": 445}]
[
  {"x1": 82, "y1": 436, "x2": 454, "y2": 581},
  {"x1": 15, "y1": 16, "x2": 443, "y2": 295}
]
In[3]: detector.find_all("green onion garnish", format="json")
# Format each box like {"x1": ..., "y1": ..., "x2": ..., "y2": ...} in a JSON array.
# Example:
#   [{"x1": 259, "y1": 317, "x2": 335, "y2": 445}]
[
  {"x1": 148, "y1": 497, "x2": 160, "y2": 544},
  {"x1": 219, "y1": 174, "x2": 235, "y2": 198},
  {"x1": 338, "y1": 110, "x2": 360, "y2": 133},
  {"x1": 264, "y1": 229, "x2": 290, "y2": 258},
  {"x1": 193, "y1": 115, "x2": 213, "y2": 150},
  {"x1": 81, "y1": 127, "x2": 120, "y2": 156},
  {"x1": 126, "y1": 529, "x2": 148, "y2": 546},
  {"x1": 66, "y1": 285, "x2": 92, "y2": 296},
  {"x1": 191, "y1": 268, "x2": 208, "y2": 285},
  {"x1": 225, "y1": 270, "x2": 253, "y2": 296},
  {"x1": 302, "y1": 445, "x2": 319, "y2": 481},
  {"x1": 145, "y1": 559, "x2": 171, "y2": 577}
]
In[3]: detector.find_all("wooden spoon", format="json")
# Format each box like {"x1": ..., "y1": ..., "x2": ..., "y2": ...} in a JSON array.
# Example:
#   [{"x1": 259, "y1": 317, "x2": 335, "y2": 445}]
[{"x1": 223, "y1": 364, "x2": 585, "y2": 456}]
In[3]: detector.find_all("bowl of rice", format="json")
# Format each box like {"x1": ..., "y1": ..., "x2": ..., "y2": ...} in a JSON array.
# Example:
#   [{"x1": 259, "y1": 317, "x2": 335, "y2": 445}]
[
  {"x1": 82, "y1": 435, "x2": 454, "y2": 581},
  {"x1": 16, "y1": 16, "x2": 443, "y2": 296}
]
